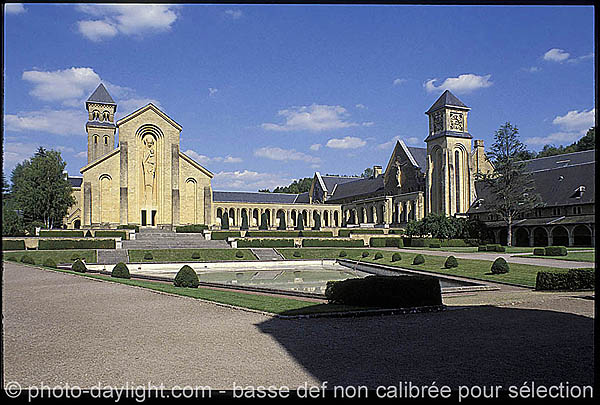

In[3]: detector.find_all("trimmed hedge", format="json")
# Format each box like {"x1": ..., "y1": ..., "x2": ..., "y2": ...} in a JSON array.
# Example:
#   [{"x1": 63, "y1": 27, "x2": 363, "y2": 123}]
[
  {"x1": 339, "y1": 250, "x2": 347, "y2": 258},
  {"x1": 144, "y1": 252, "x2": 154, "y2": 260},
  {"x1": 43, "y1": 258, "x2": 57, "y2": 268},
  {"x1": 174, "y1": 265, "x2": 199, "y2": 288},
  {"x1": 485, "y1": 244, "x2": 505, "y2": 252},
  {"x1": 361, "y1": 251, "x2": 369, "y2": 258},
  {"x1": 237, "y1": 239, "x2": 294, "y2": 248},
  {"x1": 300, "y1": 231, "x2": 334, "y2": 237},
  {"x1": 293, "y1": 251, "x2": 301, "y2": 258},
  {"x1": 112, "y1": 262, "x2": 131, "y2": 279},
  {"x1": 20, "y1": 255, "x2": 35, "y2": 264},
  {"x1": 118, "y1": 224, "x2": 140, "y2": 232},
  {"x1": 545, "y1": 246, "x2": 568, "y2": 256},
  {"x1": 38, "y1": 239, "x2": 116, "y2": 250},
  {"x1": 533, "y1": 248, "x2": 545, "y2": 256},
  {"x1": 191, "y1": 251, "x2": 201, "y2": 259},
  {"x1": 244, "y1": 230, "x2": 334, "y2": 238},
  {"x1": 7, "y1": 256, "x2": 18, "y2": 261},
  {"x1": 235, "y1": 250, "x2": 244, "y2": 258},
  {"x1": 339, "y1": 229, "x2": 385, "y2": 237},
  {"x1": 85, "y1": 230, "x2": 93, "y2": 238},
  {"x1": 429, "y1": 242, "x2": 441, "y2": 248},
  {"x1": 72, "y1": 259, "x2": 87, "y2": 273},
  {"x1": 403, "y1": 238, "x2": 479, "y2": 248},
  {"x1": 39, "y1": 230, "x2": 84, "y2": 238},
  {"x1": 176, "y1": 224, "x2": 208, "y2": 233},
  {"x1": 536, "y1": 269, "x2": 595, "y2": 291},
  {"x1": 325, "y1": 275, "x2": 442, "y2": 308},
  {"x1": 3, "y1": 240, "x2": 25, "y2": 250},
  {"x1": 211, "y1": 231, "x2": 241, "y2": 240},
  {"x1": 413, "y1": 254, "x2": 425, "y2": 265},
  {"x1": 491, "y1": 258, "x2": 510, "y2": 274},
  {"x1": 391, "y1": 252, "x2": 402, "y2": 262},
  {"x1": 374, "y1": 252, "x2": 384, "y2": 260},
  {"x1": 444, "y1": 256, "x2": 458, "y2": 268},
  {"x1": 95, "y1": 230, "x2": 127, "y2": 240},
  {"x1": 478, "y1": 245, "x2": 487, "y2": 252},
  {"x1": 370, "y1": 237, "x2": 404, "y2": 248},
  {"x1": 338, "y1": 229, "x2": 352, "y2": 237},
  {"x1": 302, "y1": 239, "x2": 364, "y2": 247}
]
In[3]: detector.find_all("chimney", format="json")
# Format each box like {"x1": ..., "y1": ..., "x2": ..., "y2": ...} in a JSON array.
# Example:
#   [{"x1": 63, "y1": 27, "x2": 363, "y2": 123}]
[
  {"x1": 473, "y1": 140, "x2": 485, "y2": 174},
  {"x1": 373, "y1": 165, "x2": 382, "y2": 178}
]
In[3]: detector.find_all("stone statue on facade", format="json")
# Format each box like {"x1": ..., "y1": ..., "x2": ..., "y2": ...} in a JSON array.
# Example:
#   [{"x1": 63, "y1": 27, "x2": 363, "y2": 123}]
[{"x1": 142, "y1": 135, "x2": 156, "y2": 206}]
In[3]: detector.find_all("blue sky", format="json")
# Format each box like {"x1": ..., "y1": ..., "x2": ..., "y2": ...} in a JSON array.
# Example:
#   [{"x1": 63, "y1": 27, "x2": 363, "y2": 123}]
[{"x1": 3, "y1": 4, "x2": 595, "y2": 191}]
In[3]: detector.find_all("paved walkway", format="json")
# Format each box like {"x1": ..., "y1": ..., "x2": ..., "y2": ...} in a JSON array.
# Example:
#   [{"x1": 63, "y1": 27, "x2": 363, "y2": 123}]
[
  {"x1": 392, "y1": 247, "x2": 594, "y2": 268},
  {"x1": 3, "y1": 262, "x2": 594, "y2": 390}
]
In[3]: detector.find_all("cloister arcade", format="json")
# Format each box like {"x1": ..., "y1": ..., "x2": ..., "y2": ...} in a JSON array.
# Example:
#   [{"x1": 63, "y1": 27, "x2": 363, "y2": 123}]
[{"x1": 492, "y1": 224, "x2": 594, "y2": 247}]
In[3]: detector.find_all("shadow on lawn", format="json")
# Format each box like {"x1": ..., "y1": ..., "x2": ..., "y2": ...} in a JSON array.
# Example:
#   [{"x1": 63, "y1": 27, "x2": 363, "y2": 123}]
[{"x1": 258, "y1": 305, "x2": 594, "y2": 388}]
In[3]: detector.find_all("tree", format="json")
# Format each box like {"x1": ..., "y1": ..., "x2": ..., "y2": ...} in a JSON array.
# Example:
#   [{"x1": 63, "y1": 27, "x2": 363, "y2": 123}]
[
  {"x1": 477, "y1": 122, "x2": 542, "y2": 246},
  {"x1": 221, "y1": 211, "x2": 229, "y2": 229},
  {"x1": 240, "y1": 210, "x2": 249, "y2": 230},
  {"x1": 271, "y1": 177, "x2": 313, "y2": 194},
  {"x1": 536, "y1": 127, "x2": 595, "y2": 158},
  {"x1": 360, "y1": 167, "x2": 374, "y2": 178},
  {"x1": 312, "y1": 212, "x2": 321, "y2": 230},
  {"x1": 295, "y1": 212, "x2": 304, "y2": 231},
  {"x1": 420, "y1": 214, "x2": 458, "y2": 240},
  {"x1": 10, "y1": 147, "x2": 75, "y2": 229},
  {"x1": 259, "y1": 212, "x2": 268, "y2": 230}
]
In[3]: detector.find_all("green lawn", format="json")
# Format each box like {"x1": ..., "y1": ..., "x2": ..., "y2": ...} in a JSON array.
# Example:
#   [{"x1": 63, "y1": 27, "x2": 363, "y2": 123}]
[
  {"x1": 523, "y1": 251, "x2": 595, "y2": 263},
  {"x1": 278, "y1": 248, "x2": 566, "y2": 288},
  {"x1": 2, "y1": 250, "x2": 97, "y2": 264},
  {"x1": 128, "y1": 248, "x2": 257, "y2": 262},
  {"x1": 21, "y1": 265, "x2": 368, "y2": 316}
]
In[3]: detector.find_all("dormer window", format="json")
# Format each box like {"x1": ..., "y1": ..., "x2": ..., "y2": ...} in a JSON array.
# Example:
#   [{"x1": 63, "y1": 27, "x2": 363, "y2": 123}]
[{"x1": 570, "y1": 185, "x2": 586, "y2": 199}]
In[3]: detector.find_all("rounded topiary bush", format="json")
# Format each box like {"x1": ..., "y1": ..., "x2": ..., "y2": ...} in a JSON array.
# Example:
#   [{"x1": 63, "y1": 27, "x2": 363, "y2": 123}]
[
  {"x1": 391, "y1": 252, "x2": 402, "y2": 262},
  {"x1": 72, "y1": 259, "x2": 87, "y2": 273},
  {"x1": 112, "y1": 262, "x2": 131, "y2": 279},
  {"x1": 361, "y1": 251, "x2": 369, "y2": 258},
  {"x1": 339, "y1": 250, "x2": 347, "y2": 258},
  {"x1": 174, "y1": 265, "x2": 199, "y2": 288},
  {"x1": 20, "y1": 255, "x2": 35, "y2": 265},
  {"x1": 235, "y1": 250, "x2": 244, "y2": 258},
  {"x1": 491, "y1": 257, "x2": 509, "y2": 274},
  {"x1": 71, "y1": 253, "x2": 81, "y2": 261},
  {"x1": 374, "y1": 252, "x2": 383, "y2": 260},
  {"x1": 43, "y1": 258, "x2": 57, "y2": 268},
  {"x1": 413, "y1": 254, "x2": 425, "y2": 265},
  {"x1": 533, "y1": 248, "x2": 545, "y2": 256},
  {"x1": 143, "y1": 251, "x2": 153, "y2": 260},
  {"x1": 85, "y1": 230, "x2": 93, "y2": 237},
  {"x1": 444, "y1": 255, "x2": 458, "y2": 269},
  {"x1": 191, "y1": 251, "x2": 201, "y2": 259},
  {"x1": 293, "y1": 251, "x2": 301, "y2": 258}
]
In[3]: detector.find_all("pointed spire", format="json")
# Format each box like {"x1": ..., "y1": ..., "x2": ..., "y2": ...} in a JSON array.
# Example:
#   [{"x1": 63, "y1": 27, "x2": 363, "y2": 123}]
[
  {"x1": 425, "y1": 90, "x2": 469, "y2": 114},
  {"x1": 87, "y1": 83, "x2": 115, "y2": 105}
]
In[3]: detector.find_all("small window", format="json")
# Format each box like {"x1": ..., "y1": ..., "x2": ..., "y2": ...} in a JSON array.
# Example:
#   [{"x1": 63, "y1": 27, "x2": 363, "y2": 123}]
[
  {"x1": 104, "y1": 136, "x2": 108, "y2": 145},
  {"x1": 94, "y1": 135, "x2": 98, "y2": 144}
]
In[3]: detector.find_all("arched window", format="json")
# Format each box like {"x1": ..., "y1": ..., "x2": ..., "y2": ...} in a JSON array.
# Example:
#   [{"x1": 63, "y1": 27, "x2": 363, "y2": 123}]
[
  {"x1": 104, "y1": 136, "x2": 109, "y2": 145},
  {"x1": 455, "y1": 150, "x2": 461, "y2": 212},
  {"x1": 93, "y1": 110, "x2": 100, "y2": 120},
  {"x1": 103, "y1": 111, "x2": 110, "y2": 121},
  {"x1": 94, "y1": 135, "x2": 98, "y2": 144}
]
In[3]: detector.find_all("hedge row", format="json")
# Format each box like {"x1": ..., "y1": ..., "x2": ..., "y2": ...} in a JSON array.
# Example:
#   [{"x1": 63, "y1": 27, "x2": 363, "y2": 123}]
[
  {"x1": 405, "y1": 238, "x2": 479, "y2": 248},
  {"x1": 478, "y1": 244, "x2": 506, "y2": 252},
  {"x1": 2, "y1": 240, "x2": 25, "y2": 250},
  {"x1": 302, "y1": 239, "x2": 364, "y2": 247},
  {"x1": 237, "y1": 239, "x2": 295, "y2": 248},
  {"x1": 338, "y1": 229, "x2": 385, "y2": 237},
  {"x1": 38, "y1": 239, "x2": 116, "y2": 250},
  {"x1": 532, "y1": 246, "x2": 568, "y2": 256},
  {"x1": 94, "y1": 230, "x2": 128, "y2": 240},
  {"x1": 535, "y1": 269, "x2": 594, "y2": 290},
  {"x1": 176, "y1": 224, "x2": 209, "y2": 233},
  {"x1": 39, "y1": 230, "x2": 85, "y2": 238},
  {"x1": 245, "y1": 230, "x2": 334, "y2": 238},
  {"x1": 325, "y1": 275, "x2": 442, "y2": 308},
  {"x1": 370, "y1": 237, "x2": 404, "y2": 248},
  {"x1": 118, "y1": 224, "x2": 140, "y2": 232},
  {"x1": 211, "y1": 231, "x2": 241, "y2": 240}
]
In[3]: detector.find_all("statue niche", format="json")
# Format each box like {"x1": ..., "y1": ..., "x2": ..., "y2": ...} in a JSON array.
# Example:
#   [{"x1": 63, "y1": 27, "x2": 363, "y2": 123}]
[{"x1": 142, "y1": 135, "x2": 157, "y2": 206}]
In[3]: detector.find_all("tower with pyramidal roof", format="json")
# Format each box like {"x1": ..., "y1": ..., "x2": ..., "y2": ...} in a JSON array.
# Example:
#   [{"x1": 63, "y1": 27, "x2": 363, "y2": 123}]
[{"x1": 86, "y1": 83, "x2": 117, "y2": 163}]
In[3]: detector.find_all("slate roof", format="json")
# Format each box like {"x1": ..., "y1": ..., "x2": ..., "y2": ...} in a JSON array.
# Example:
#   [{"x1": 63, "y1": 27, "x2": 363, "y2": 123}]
[
  {"x1": 469, "y1": 152, "x2": 595, "y2": 214},
  {"x1": 327, "y1": 175, "x2": 385, "y2": 202},
  {"x1": 213, "y1": 191, "x2": 307, "y2": 204},
  {"x1": 320, "y1": 175, "x2": 361, "y2": 192},
  {"x1": 86, "y1": 121, "x2": 116, "y2": 128},
  {"x1": 87, "y1": 83, "x2": 115, "y2": 105},
  {"x1": 68, "y1": 176, "x2": 83, "y2": 188},
  {"x1": 426, "y1": 90, "x2": 469, "y2": 113},
  {"x1": 407, "y1": 146, "x2": 427, "y2": 169}
]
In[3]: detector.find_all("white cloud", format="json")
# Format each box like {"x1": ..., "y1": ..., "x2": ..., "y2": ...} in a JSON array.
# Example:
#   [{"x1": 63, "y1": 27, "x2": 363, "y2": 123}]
[
  {"x1": 4, "y1": 3, "x2": 26, "y2": 14},
  {"x1": 3, "y1": 141, "x2": 81, "y2": 175},
  {"x1": 225, "y1": 9, "x2": 242, "y2": 19},
  {"x1": 262, "y1": 104, "x2": 359, "y2": 132},
  {"x1": 254, "y1": 147, "x2": 320, "y2": 164},
  {"x1": 424, "y1": 73, "x2": 493, "y2": 94},
  {"x1": 309, "y1": 143, "x2": 322, "y2": 151},
  {"x1": 526, "y1": 108, "x2": 595, "y2": 146},
  {"x1": 362, "y1": 121, "x2": 374, "y2": 127},
  {"x1": 208, "y1": 87, "x2": 218, "y2": 97},
  {"x1": 326, "y1": 136, "x2": 366, "y2": 149},
  {"x1": 76, "y1": 151, "x2": 87, "y2": 159},
  {"x1": 22, "y1": 67, "x2": 101, "y2": 104},
  {"x1": 543, "y1": 48, "x2": 570, "y2": 62},
  {"x1": 377, "y1": 135, "x2": 420, "y2": 150},
  {"x1": 355, "y1": 104, "x2": 366, "y2": 109},
  {"x1": 522, "y1": 66, "x2": 541, "y2": 73},
  {"x1": 184, "y1": 149, "x2": 242, "y2": 165},
  {"x1": 552, "y1": 108, "x2": 595, "y2": 132},
  {"x1": 76, "y1": 4, "x2": 178, "y2": 41},
  {"x1": 4, "y1": 109, "x2": 84, "y2": 136},
  {"x1": 393, "y1": 78, "x2": 407, "y2": 86},
  {"x1": 212, "y1": 170, "x2": 292, "y2": 192},
  {"x1": 117, "y1": 97, "x2": 162, "y2": 117}
]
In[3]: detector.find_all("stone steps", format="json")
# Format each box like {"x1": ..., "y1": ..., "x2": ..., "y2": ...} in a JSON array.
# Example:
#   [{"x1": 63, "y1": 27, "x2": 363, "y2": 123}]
[
  {"x1": 251, "y1": 248, "x2": 285, "y2": 261},
  {"x1": 97, "y1": 249, "x2": 129, "y2": 264}
]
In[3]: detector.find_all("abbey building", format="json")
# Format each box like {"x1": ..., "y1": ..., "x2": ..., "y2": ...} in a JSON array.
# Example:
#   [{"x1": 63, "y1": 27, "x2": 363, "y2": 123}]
[{"x1": 65, "y1": 84, "x2": 594, "y2": 246}]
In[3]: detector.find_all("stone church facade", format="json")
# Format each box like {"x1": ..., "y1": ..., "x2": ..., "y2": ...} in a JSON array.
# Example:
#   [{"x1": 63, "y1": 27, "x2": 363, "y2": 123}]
[{"x1": 64, "y1": 85, "x2": 494, "y2": 231}]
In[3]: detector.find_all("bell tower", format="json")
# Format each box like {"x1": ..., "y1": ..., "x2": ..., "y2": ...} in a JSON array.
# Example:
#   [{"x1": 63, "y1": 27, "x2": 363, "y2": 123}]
[
  {"x1": 424, "y1": 90, "x2": 472, "y2": 216},
  {"x1": 86, "y1": 83, "x2": 117, "y2": 163}
]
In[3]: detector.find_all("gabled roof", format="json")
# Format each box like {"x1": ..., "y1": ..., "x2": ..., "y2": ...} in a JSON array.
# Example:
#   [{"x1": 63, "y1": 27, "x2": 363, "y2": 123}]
[
  {"x1": 407, "y1": 146, "x2": 427, "y2": 170},
  {"x1": 87, "y1": 83, "x2": 115, "y2": 105},
  {"x1": 320, "y1": 174, "x2": 360, "y2": 193},
  {"x1": 327, "y1": 175, "x2": 385, "y2": 202},
  {"x1": 213, "y1": 191, "x2": 305, "y2": 204},
  {"x1": 179, "y1": 151, "x2": 213, "y2": 178},
  {"x1": 524, "y1": 150, "x2": 595, "y2": 173},
  {"x1": 116, "y1": 103, "x2": 183, "y2": 131},
  {"x1": 68, "y1": 176, "x2": 83, "y2": 188},
  {"x1": 426, "y1": 90, "x2": 470, "y2": 114}
]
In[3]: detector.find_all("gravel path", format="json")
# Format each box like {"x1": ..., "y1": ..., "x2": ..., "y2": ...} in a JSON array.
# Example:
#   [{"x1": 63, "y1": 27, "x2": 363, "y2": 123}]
[{"x1": 3, "y1": 262, "x2": 594, "y2": 390}]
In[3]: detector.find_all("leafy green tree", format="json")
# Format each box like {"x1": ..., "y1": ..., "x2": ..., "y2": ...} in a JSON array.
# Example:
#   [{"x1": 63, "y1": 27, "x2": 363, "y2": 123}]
[
  {"x1": 271, "y1": 177, "x2": 313, "y2": 194},
  {"x1": 295, "y1": 212, "x2": 304, "y2": 231},
  {"x1": 575, "y1": 127, "x2": 595, "y2": 151},
  {"x1": 240, "y1": 210, "x2": 249, "y2": 230},
  {"x1": 10, "y1": 147, "x2": 75, "y2": 229},
  {"x1": 477, "y1": 122, "x2": 542, "y2": 246},
  {"x1": 221, "y1": 211, "x2": 229, "y2": 229},
  {"x1": 312, "y1": 212, "x2": 321, "y2": 230},
  {"x1": 536, "y1": 127, "x2": 595, "y2": 158},
  {"x1": 420, "y1": 214, "x2": 459, "y2": 240},
  {"x1": 259, "y1": 212, "x2": 268, "y2": 230},
  {"x1": 404, "y1": 220, "x2": 425, "y2": 238},
  {"x1": 360, "y1": 167, "x2": 374, "y2": 178}
]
